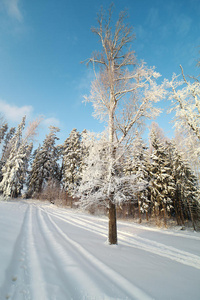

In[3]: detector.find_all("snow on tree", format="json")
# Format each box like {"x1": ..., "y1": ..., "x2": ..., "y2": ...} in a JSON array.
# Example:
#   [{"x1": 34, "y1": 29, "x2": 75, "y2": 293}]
[
  {"x1": 149, "y1": 123, "x2": 175, "y2": 227},
  {"x1": 0, "y1": 117, "x2": 38, "y2": 198},
  {"x1": 124, "y1": 132, "x2": 150, "y2": 222},
  {"x1": 0, "y1": 126, "x2": 16, "y2": 183},
  {"x1": 0, "y1": 123, "x2": 8, "y2": 146},
  {"x1": 62, "y1": 128, "x2": 82, "y2": 195},
  {"x1": 174, "y1": 130, "x2": 200, "y2": 186},
  {"x1": 0, "y1": 122, "x2": 9, "y2": 182},
  {"x1": 167, "y1": 65, "x2": 200, "y2": 141},
  {"x1": 80, "y1": 6, "x2": 166, "y2": 244},
  {"x1": 27, "y1": 126, "x2": 60, "y2": 197},
  {"x1": 76, "y1": 131, "x2": 146, "y2": 218},
  {"x1": 168, "y1": 140, "x2": 200, "y2": 230}
]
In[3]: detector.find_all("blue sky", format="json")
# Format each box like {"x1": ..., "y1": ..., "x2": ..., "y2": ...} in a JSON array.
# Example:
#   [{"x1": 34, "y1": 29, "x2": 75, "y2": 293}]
[{"x1": 0, "y1": 0, "x2": 199, "y2": 144}]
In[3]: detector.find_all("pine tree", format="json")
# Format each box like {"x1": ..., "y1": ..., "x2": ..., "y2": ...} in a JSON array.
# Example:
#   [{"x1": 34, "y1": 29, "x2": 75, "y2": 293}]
[
  {"x1": 132, "y1": 134, "x2": 150, "y2": 222},
  {"x1": 0, "y1": 123, "x2": 9, "y2": 182},
  {"x1": 123, "y1": 134, "x2": 150, "y2": 221},
  {"x1": 0, "y1": 117, "x2": 33, "y2": 198},
  {"x1": 62, "y1": 128, "x2": 82, "y2": 195},
  {"x1": 27, "y1": 126, "x2": 60, "y2": 197},
  {"x1": 169, "y1": 141, "x2": 199, "y2": 230},
  {"x1": 149, "y1": 125, "x2": 175, "y2": 226},
  {"x1": 1, "y1": 127, "x2": 16, "y2": 163},
  {"x1": 0, "y1": 123, "x2": 8, "y2": 145}
]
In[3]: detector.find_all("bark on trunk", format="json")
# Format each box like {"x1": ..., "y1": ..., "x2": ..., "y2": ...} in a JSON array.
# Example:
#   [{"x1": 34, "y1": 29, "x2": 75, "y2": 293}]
[
  {"x1": 108, "y1": 200, "x2": 117, "y2": 244},
  {"x1": 138, "y1": 193, "x2": 142, "y2": 223}
]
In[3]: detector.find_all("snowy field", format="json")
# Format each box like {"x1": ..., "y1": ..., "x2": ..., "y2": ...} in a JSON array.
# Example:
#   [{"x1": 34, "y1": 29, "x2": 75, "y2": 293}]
[{"x1": 0, "y1": 200, "x2": 200, "y2": 300}]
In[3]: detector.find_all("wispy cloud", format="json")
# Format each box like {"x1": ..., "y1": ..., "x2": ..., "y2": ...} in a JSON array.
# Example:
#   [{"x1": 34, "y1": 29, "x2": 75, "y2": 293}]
[
  {"x1": 146, "y1": 7, "x2": 160, "y2": 28},
  {"x1": 77, "y1": 69, "x2": 94, "y2": 91},
  {"x1": 42, "y1": 117, "x2": 61, "y2": 128},
  {"x1": 0, "y1": 99, "x2": 33, "y2": 122},
  {"x1": 175, "y1": 14, "x2": 192, "y2": 37},
  {"x1": 3, "y1": 0, "x2": 23, "y2": 22}
]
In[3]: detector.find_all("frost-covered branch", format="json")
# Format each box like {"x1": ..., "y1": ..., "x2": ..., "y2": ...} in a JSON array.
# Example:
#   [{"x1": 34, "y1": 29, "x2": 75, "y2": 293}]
[{"x1": 167, "y1": 66, "x2": 200, "y2": 140}]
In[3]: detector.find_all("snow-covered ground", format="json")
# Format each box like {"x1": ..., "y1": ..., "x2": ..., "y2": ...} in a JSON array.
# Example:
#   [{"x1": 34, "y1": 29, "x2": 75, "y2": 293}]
[{"x1": 0, "y1": 200, "x2": 200, "y2": 300}]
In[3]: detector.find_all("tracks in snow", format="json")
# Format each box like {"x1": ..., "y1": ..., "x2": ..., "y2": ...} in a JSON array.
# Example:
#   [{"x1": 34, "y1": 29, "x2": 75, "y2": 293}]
[
  {"x1": 0, "y1": 204, "x2": 47, "y2": 300},
  {"x1": 37, "y1": 206, "x2": 152, "y2": 300},
  {"x1": 1, "y1": 203, "x2": 153, "y2": 300},
  {"x1": 2, "y1": 202, "x2": 200, "y2": 300},
  {"x1": 41, "y1": 206, "x2": 200, "y2": 271}
]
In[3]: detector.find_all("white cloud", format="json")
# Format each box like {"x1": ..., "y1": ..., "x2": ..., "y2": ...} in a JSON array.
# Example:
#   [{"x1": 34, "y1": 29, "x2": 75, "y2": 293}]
[
  {"x1": 0, "y1": 99, "x2": 33, "y2": 122},
  {"x1": 77, "y1": 69, "x2": 94, "y2": 91},
  {"x1": 3, "y1": 0, "x2": 23, "y2": 22},
  {"x1": 175, "y1": 14, "x2": 192, "y2": 37},
  {"x1": 42, "y1": 117, "x2": 61, "y2": 128}
]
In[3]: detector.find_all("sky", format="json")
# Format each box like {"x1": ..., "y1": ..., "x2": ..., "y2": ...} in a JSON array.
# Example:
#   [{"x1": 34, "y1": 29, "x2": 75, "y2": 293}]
[{"x1": 0, "y1": 0, "x2": 200, "y2": 145}]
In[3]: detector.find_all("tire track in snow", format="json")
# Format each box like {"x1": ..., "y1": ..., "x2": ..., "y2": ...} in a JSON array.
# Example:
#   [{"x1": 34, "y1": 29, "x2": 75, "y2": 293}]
[
  {"x1": 42, "y1": 208, "x2": 153, "y2": 300},
  {"x1": 0, "y1": 204, "x2": 31, "y2": 300},
  {"x1": 42, "y1": 207, "x2": 200, "y2": 270},
  {"x1": 37, "y1": 207, "x2": 108, "y2": 299},
  {"x1": 0, "y1": 204, "x2": 47, "y2": 300},
  {"x1": 26, "y1": 205, "x2": 48, "y2": 300},
  {"x1": 40, "y1": 207, "x2": 108, "y2": 237},
  {"x1": 46, "y1": 206, "x2": 200, "y2": 241}
]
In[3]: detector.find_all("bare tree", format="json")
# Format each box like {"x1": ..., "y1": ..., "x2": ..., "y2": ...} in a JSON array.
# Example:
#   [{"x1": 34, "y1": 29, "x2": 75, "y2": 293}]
[{"x1": 83, "y1": 6, "x2": 166, "y2": 244}]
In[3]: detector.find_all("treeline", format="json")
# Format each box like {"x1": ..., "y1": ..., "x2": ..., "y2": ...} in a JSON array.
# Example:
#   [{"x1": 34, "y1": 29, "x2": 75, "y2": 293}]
[{"x1": 0, "y1": 116, "x2": 199, "y2": 230}]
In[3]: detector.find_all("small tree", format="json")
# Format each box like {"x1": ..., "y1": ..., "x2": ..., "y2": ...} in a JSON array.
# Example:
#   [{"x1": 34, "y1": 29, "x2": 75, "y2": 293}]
[{"x1": 79, "y1": 6, "x2": 166, "y2": 244}]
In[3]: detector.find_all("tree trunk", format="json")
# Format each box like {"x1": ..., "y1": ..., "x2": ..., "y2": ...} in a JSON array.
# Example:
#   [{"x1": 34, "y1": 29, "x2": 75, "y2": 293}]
[
  {"x1": 186, "y1": 198, "x2": 196, "y2": 231},
  {"x1": 178, "y1": 186, "x2": 185, "y2": 226},
  {"x1": 138, "y1": 193, "x2": 142, "y2": 223},
  {"x1": 162, "y1": 202, "x2": 167, "y2": 228},
  {"x1": 108, "y1": 200, "x2": 117, "y2": 244}
]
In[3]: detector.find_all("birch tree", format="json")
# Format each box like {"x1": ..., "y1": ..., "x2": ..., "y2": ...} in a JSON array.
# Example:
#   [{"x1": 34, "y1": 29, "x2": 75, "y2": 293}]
[
  {"x1": 167, "y1": 65, "x2": 200, "y2": 140},
  {"x1": 81, "y1": 7, "x2": 166, "y2": 244}
]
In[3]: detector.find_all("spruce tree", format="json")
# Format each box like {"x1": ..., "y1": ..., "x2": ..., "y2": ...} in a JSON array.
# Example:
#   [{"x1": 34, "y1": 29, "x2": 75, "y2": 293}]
[
  {"x1": 149, "y1": 126, "x2": 175, "y2": 226},
  {"x1": 27, "y1": 126, "x2": 60, "y2": 197},
  {"x1": 62, "y1": 129, "x2": 82, "y2": 195},
  {"x1": 170, "y1": 141, "x2": 199, "y2": 230},
  {"x1": 123, "y1": 134, "x2": 150, "y2": 221},
  {"x1": 0, "y1": 117, "x2": 33, "y2": 198}
]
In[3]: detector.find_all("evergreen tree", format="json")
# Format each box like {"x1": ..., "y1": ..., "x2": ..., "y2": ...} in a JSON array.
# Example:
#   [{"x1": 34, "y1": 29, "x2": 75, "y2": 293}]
[
  {"x1": 149, "y1": 125, "x2": 175, "y2": 226},
  {"x1": 0, "y1": 123, "x2": 8, "y2": 145},
  {"x1": 0, "y1": 123, "x2": 9, "y2": 182},
  {"x1": 169, "y1": 141, "x2": 199, "y2": 230},
  {"x1": 123, "y1": 134, "x2": 150, "y2": 222},
  {"x1": 62, "y1": 129, "x2": 82, "y2": 195},
  {"x1": 132, "y1": 134, "x2": 150, "y2": 222},
  {"x1": 27, "y1": 126, "x2": 60, "y2": 197},
  {"x1": 1, "y1": 127, "x2": 16, "y2": 163},
  {"x1": 0, "y1": 117, "x2": 33, "y2": 198}
]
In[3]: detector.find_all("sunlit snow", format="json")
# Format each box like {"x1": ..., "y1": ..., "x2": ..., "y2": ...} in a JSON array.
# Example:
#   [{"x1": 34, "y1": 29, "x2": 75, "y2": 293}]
[{"x1": 0, "y1": 200, "x2": 199, "y2": 300}]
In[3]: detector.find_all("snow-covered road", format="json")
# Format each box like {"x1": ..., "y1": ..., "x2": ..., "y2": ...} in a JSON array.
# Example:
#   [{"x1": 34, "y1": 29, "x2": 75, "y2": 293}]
[{"x1": 0, "y1": 200, "x2": 200, "y2": 300}]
